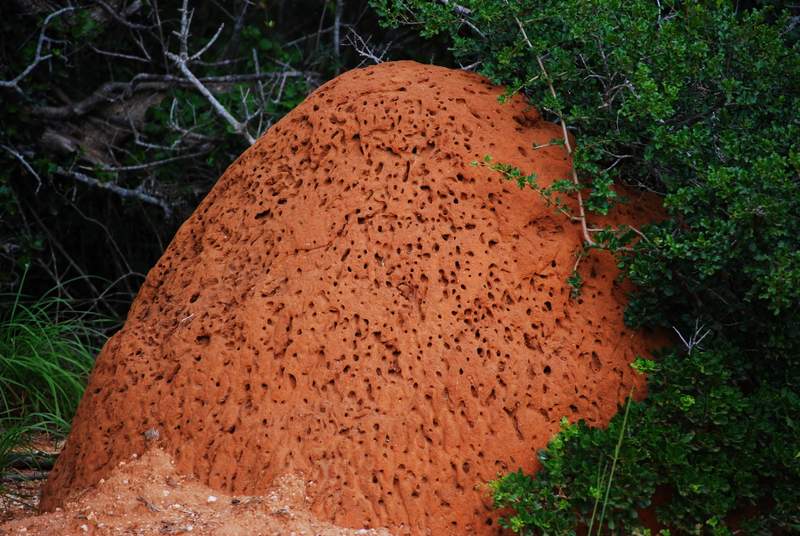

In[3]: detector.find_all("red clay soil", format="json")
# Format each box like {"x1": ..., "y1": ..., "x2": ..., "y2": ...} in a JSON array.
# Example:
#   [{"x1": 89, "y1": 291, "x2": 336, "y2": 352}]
[
  {"x1": 2, "y1": 448, "x2": 390, "y2": 535},
  {"x1": 39, "y1": 61, "x2": 664, "y2": 535}
]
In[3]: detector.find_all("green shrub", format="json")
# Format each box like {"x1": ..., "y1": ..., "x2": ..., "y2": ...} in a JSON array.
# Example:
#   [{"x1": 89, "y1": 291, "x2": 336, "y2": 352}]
[
  {"x1": 491, "y1": 350, "x2": 800, "y2": 533},
  {"x1": 374, "y1": 0, "x2": 800, "y2": 532}
]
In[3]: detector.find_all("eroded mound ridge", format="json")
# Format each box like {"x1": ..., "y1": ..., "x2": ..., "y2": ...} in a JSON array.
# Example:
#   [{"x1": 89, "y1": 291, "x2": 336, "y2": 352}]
[{"x1": 42, "y1": 61, "x2": 659, "y2": 534}]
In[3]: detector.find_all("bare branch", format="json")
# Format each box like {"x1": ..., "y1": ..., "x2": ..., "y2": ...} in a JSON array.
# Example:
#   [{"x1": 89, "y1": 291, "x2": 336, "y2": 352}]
[
  {"x1": 458, "y1": 60, "x2": 481, "y2": 71},
  {"x1": 787, "y1": 15, "x2": 800, "y2": 34},
  {"x1": 56, "y1": 168, "x2": 172, "y2": 217},
  {"x1": 90, "y1": 46, "x2": 150, "y2": 63},
  {"x1": 95, "y1": 0, "x2": 152, "y2": 31},
  {"x1": 602, "y1": 154, "x2": 633, "y2": 173},
  {"x1": 252, "y1": 49, "x2": 266, "y2": 103},
  {"x1": 125, "y1": 100, "x2": 211, "y2": 153},
  {"x1": 177, "y1": 0, "x2": 193, "y2": 60},
  {"x1": 194, "y1": 71, "x2": 315, "y2": 84},
  {"x1": 221, "y1": 0, "x2": 251, "y2": 59},
  {"x1": 190, "y1": 23, "x2": 225, "y2": 61},
  {"x1": 672, "y1": 320, "x2": 711, "y2": 354},
  {"x1": 0, "y1": 7, "x2": 76, "y2": 93},
  {"x1": 334, "y1": 0, "x2": 345, "y2": 66},
  {"x1": 345, "y1": 29, "x2": 392, "y2": 66},
  {"x1": 437, "y1": 1, "x2": 484, "y2": 39},
  {"x1": 29, "y1": 71, "x2": 315, "y2": 120},
  {"x1": 167, "y1": 53, "x2": 256, "y2": 144},
  {"x1": 315, "y1": 1, "x2": 329, "y2": 52},
  {"x1": 86, "y1": 148, "x2": 211, "y2": 172},
  {"x1": 132, "y1": 30, "x2": 153, "y2": 62},
  {"x1": 285, "y1": 24, "x2": 353, "y2": 48},
  {"x1": 166, "y1": 0, "x2": 255, "y2": 144},
  {"x1": 271, "y1": 73, "x2": 288, "y2": 104},
  {"x1": 1, "y1": 144, "x2": 43, "y2": 193},
  {"x1": 30, "y1": 80, "x2": 160, "y2": 119},
  {"x1": 194, "y1": 57, "x2": 245, "y2": 67}
]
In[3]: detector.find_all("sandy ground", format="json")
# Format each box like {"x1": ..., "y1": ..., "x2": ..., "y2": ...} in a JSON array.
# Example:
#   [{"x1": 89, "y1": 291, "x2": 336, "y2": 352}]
[
  {"x1": 0, "y1": 435, "x2": 62, "y2": 525},
  {"x1": 0, "y1": 479, "x2": 40, "y2": 526},
  {"x1": 1, "y1": 448, "x2": 391, "y2": 535}
]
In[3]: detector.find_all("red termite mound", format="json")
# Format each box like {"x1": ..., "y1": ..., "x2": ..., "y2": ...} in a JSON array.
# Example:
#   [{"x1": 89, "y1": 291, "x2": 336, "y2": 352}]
[{"x1": 42, "y1": 61, "x2": 662, "y2": 534}]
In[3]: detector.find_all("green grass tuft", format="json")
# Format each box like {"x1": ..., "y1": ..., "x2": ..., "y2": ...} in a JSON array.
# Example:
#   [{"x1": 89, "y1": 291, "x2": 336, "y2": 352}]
[{"x1": 0, "y1": 270, "x2": 109, "y2": 478}]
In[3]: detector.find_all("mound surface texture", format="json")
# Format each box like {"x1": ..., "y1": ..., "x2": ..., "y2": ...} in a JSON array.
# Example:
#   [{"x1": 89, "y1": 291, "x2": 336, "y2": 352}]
[{"x1": 43, "y1": 61, "x2": 660, "y2": 534}]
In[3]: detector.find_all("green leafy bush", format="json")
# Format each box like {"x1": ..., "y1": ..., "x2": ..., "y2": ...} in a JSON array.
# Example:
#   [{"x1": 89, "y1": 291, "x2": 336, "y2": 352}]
[
  {"x1": 491, "y1": 350, "x2": 800, "y2": 533},
  {"x1": 374, "y1": 0, "x2": 800, "y2": 532}
]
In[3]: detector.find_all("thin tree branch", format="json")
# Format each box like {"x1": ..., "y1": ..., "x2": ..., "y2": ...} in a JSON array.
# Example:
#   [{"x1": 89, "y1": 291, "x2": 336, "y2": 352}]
[
  {"x1": 513, "y1": 14, "x2": 648, "y2": 251},
  {"x1": 56, "y1": 168, "x2": 172, "y2": 217},
  {"x1": 438, "y1": 0, "x2": 484, "y2": 38},
  {"x1": 1, "y1": 144, "x2": 43, "y2": 193},
  {"x1": 345, "y1": 29, "x2": 392, "y2": 65},
  {"x1": 166, "y1": 0, "x2": 255, "y2": 144},
  {"x1": 90, "y1": 46, "x2": 150, "y2": 63},
  {"x1": 95, "y1": 0, "x2": 152, "y2": 31},
  {"x1": 87, "y1": 148, "x2": 211, "y2": 172},
  {"x1": 458, "y1": 60, "x2": 482, "y2": 71},
  {"x1": 222, "y1": 0, "x2": 251, "y2": 59},
  {"x1": 334, "y1": 0, "x2": 345, "y2": 69},
  {"x1": 30, "y1": 80, "x2": 167, "y2": 119},
  {"x1": 513, "y1": 14, "x2": 595, "y2": 246},
  {"x1": 0, "y1": 7, "x2": 76, "y2": 93},
  {"x1": 190, "y1": 23, "x2": 226, "y2": 61},
  {"x1": 314, "y1": 1, "x2": 329, "y2": 52},
  {"x1": 167, "y1": 55, "x2": 256, "y2": 144},
  {"x1": 285, "y1": 24, "x2": 352, "y2": 48},
  {"x1": 29, "y1": 71, "x2": 314, "y2": 120}
]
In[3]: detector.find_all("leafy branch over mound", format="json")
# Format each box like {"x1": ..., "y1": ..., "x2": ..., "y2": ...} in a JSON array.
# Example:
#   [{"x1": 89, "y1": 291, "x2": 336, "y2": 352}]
[{"x1": 374, "y1": 0, "x2": 800, "y2": 532}]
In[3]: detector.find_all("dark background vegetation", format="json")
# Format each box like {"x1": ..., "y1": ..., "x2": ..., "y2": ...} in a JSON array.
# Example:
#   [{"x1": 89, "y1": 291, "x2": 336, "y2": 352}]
[
  {"x1": 2, "y1": 0, "x2": 799, "y2": 533},
  {"x1": 0, "y1": 0, "x2": 452, "y2": 313}
]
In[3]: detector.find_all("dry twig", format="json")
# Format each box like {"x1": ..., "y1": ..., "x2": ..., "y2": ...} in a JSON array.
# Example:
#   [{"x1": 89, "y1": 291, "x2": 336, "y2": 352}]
[
  {"x1": 1, "y1": 144, "x2": 43, "y2": 193},
  {"x1": 166, "y1": 0, "x2": 256, "y2": 144},
  {"x1": 345, "y1": 29, "x2": 392, "y2": 65},
  {"x1": 0, "y1": 7, "x2": 76, "y2": 93},
  {"x1": 57, "y1": 168, "x2": 172, "y2": 217}
]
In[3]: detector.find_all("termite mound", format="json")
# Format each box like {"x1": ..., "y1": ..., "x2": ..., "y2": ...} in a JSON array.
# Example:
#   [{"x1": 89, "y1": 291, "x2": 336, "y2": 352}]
[{"x1": 42, "y1": 61, "x2": 662, "y2": 535}]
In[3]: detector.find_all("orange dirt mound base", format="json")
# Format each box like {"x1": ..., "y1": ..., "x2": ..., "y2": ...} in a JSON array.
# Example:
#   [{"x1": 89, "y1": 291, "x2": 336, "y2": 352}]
[
  {"x1": 5, "y1": 448, "x2": 390, "y2": 535},
  {"x1": 41, "y1": 61, "x2": 662, "y2": 534}
]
